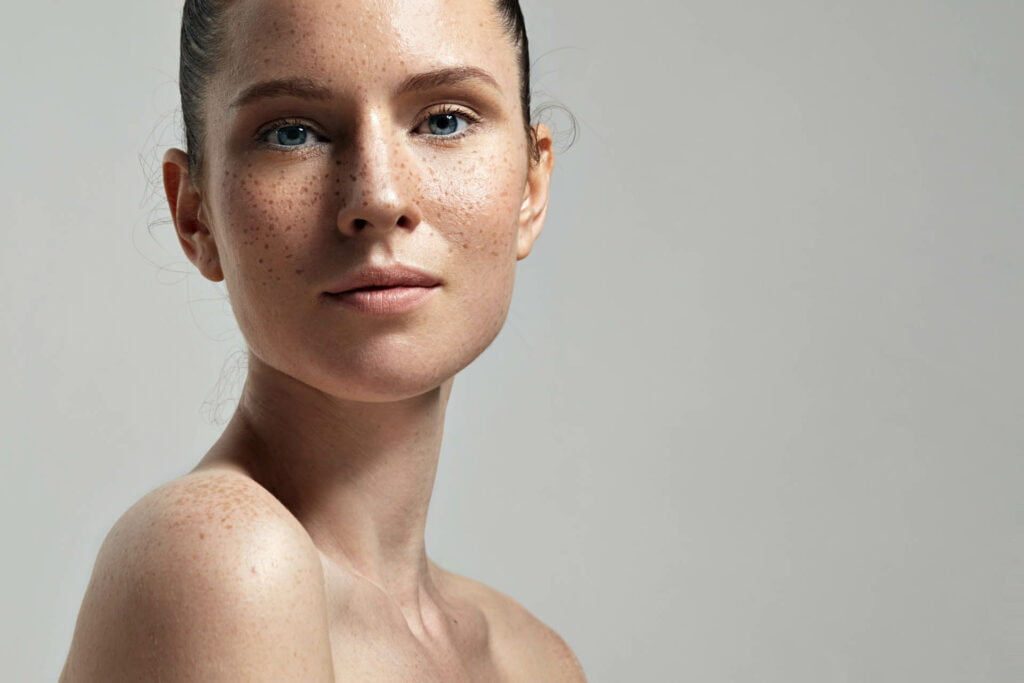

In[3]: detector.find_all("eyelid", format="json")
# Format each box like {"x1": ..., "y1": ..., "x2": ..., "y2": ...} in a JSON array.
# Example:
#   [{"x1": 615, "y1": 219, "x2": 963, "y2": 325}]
[{"x1": 421, "y1": 103, "x2": 480, "y2": 120}]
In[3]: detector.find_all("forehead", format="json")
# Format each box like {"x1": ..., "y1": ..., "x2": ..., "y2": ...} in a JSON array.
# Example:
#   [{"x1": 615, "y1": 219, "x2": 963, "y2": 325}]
[{"x1": 215, "y1": 0, "x2": 518, "y2": 98}]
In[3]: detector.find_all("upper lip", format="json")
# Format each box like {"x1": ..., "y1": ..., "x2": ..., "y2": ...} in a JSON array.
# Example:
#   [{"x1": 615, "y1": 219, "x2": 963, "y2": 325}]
[{"x1": 324, "y1": 264, "x2": 441, "y2": 294}]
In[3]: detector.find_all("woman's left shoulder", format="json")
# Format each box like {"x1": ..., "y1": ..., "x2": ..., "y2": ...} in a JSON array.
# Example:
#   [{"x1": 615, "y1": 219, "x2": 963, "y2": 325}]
[{"x1": 432, "y1": 564, "x2": 588, "y2": 681}]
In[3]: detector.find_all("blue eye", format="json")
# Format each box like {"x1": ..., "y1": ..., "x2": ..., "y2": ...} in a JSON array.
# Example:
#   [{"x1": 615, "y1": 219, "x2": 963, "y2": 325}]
[
  {"x1": 259, "y1": 122, "x2": 325, "y2": 149},
  {"x1": 429, "y1": 114, "x2": 462, "y2": 136},
  {"x1": 419, "y1": 111, "x2": 473, "y2": 137},
  {"x1": 275, "y1": 124, "x2": 309, "y2": 146}
]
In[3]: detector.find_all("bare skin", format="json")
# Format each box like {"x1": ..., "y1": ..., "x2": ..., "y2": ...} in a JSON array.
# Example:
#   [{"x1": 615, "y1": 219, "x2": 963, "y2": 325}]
[{"x1": 59, "y1": 0, "x2": 584, "y2": 680}]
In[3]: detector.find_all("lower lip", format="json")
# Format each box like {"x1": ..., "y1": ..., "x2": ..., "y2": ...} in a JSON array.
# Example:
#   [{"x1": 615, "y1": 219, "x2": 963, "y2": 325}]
[{"x1": 325, "y1": 285, "x2": 438, "y2": 315}]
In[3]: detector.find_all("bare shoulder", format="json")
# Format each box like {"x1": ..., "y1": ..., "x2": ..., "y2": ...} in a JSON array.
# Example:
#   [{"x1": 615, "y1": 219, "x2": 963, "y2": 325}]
[
  {"x1": 433, "y1": 565, "x2": 587, "y2": 682},
  {"x1": 60, "y1": 469, "x2": 334, "y2": 682}
]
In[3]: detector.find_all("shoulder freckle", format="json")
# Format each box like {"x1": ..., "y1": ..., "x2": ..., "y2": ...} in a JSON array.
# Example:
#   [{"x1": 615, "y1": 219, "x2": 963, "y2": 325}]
[{"x1": 118, "y1": 471, "x2": 311, "y2": 557}]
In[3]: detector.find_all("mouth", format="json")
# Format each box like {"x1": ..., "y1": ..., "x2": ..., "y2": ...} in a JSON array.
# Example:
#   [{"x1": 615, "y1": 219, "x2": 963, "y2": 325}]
[
  {"x1": 321, "y1": 262, "x2": 441, "y2": 315},
  {"x1": 340, "y1": 284, "x2": 408, "y2": 292},
  {"x1": 324, "y1": 283, "x2": 439, "y2": 315},
  {"x1": 323, "y1": 263, "x2": 441, "y2": 295}
]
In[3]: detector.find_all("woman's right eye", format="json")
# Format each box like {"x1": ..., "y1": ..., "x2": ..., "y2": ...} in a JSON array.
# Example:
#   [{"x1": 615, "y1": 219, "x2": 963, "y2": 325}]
[{"x1": 258, "y1": 123, "x2": 325, "y2": 149}]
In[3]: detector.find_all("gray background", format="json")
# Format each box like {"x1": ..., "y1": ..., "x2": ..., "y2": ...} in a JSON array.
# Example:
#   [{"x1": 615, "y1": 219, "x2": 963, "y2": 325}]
[{"x1": 2, "y1": 1, "x2": 1021, "y2": 681}]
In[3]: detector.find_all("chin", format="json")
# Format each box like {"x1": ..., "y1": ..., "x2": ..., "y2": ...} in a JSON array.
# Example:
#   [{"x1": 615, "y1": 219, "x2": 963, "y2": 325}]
[
  {"x1": 314, "y1": 362, "x2": 456, "y2": 404},
  {"x1": 260, "y1": 331, "x2": 497, "y2": 404},
  {"x1": 241, "y1": 288, "x2": 512, "y2": 403}
]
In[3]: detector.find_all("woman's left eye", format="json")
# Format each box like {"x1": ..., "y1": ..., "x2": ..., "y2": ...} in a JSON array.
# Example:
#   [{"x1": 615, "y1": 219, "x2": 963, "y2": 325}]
[{"x1": 416, "y1": 111, "x2": 474, "y2": 137}]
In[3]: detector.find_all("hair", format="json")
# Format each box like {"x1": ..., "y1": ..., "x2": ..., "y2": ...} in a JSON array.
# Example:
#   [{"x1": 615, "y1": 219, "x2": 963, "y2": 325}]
[{"x1": 179, "y1": 0, "x2": 537, "y2": 182}]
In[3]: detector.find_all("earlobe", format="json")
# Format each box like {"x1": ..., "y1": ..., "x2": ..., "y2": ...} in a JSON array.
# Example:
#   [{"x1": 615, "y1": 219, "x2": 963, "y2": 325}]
[
  {"x1": 162, "y1": 148, "x2": 223, "y2": 282},
  {"x1": 516, "y1": 124, "x2": 555, "y2": 261}
]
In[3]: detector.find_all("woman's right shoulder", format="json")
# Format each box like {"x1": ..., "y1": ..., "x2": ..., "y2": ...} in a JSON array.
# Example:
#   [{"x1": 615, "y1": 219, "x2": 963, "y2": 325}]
[
  {"x1": 93, "y1": 468, "x2": 320, "y2": 586},
  {"x1": 108, "y1": 468, "x2": 309, "y2": 551},
  {"x1": 60, "y1": 469, "x2": 335, "y2": 682}
]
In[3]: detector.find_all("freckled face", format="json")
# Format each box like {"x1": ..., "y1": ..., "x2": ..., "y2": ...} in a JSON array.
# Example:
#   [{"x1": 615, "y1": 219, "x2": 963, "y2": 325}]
[{"x1": 197, "y1": 0, "x2": 538, "y2": 401}]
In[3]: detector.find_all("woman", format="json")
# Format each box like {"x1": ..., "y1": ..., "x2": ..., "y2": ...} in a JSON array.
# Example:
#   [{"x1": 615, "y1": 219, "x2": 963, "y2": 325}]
[{"x1": 59, "y1": 0, "x2": 585, "y2": 680}]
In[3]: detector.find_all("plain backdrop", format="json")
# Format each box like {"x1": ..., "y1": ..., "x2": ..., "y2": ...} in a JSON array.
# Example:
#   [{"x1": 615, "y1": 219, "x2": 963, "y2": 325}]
[{"x1": 2, "y1": 1, "x2": 1021, "y2": 681}]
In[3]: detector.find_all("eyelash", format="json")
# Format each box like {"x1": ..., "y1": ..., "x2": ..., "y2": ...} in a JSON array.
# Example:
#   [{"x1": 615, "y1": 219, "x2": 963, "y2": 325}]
[
  {"x1": 253, "y1": 105, "x2": 482, "y2": 152},
  {"x1": 254, "y1": 118, "x2": 328, "y2": 152},
  {"x1": 417, "y1": 105, "x2": 481, "y2": 142}
]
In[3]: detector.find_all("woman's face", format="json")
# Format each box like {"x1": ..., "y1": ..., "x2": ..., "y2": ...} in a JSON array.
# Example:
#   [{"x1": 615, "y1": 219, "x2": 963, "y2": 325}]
[{"x1": 168, "y1": 0, "x2": 553, "y2": 402}]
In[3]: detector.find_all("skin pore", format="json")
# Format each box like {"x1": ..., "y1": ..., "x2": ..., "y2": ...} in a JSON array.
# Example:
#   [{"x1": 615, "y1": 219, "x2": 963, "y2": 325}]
[{"x1": 161, "y1": 0, "x2": 555, "y2": 672}]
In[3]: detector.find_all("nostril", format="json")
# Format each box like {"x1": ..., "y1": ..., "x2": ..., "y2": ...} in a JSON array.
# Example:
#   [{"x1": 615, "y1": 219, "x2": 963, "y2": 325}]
[{"x1": 336, "y1": 201, "x2": 421, "y2": 236}]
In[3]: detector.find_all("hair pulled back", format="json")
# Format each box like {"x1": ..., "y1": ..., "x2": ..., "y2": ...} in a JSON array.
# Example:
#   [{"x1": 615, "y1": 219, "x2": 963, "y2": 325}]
[{"x1": 178, "y1": 0, "x2": 535, "y2": 181}]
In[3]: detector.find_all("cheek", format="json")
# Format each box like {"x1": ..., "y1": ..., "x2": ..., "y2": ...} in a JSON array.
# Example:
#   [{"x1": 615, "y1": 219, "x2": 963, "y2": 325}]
[
  {"x1": 213, "y1": 164, "x2": 327, "y2": 289},
  {"x1": 422, "y1": 146, "x2": 526, "y2": 259},
  {"x1": 419, "y1": 147, "x2": 528, "y2": 349},
  {"x1": 207, "y1": 163, "x2": 333, "y2": 353}
]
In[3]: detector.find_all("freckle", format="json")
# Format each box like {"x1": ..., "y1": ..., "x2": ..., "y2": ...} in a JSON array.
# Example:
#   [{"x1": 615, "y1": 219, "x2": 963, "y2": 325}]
[
  {"x1": 295, "y1": 269, "x2": 304, "y2": 275},
  {"x1": 199, "y1": 532, "x2": 205, "y2": 539},
  {"x1": 251, "y1": 567, "x2": 257, "y2": 574}
]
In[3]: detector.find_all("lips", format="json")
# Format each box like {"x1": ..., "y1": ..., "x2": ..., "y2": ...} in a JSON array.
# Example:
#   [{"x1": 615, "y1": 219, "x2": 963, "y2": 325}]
[{"x1": 324, "y1": 264, "x2": 440, "y2": 295}]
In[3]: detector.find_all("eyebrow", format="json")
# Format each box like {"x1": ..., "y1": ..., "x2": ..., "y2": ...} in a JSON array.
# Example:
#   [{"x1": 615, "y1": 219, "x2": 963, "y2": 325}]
[
  {"x1": 229, "y1": 66, "x2": 502, "y2": 111},
  {"x1": 229, "y1": 77, "x2": 334, "y2": 109},
  {"x1": 395, "y1": 66, "x2": 502, "y2": 96}
]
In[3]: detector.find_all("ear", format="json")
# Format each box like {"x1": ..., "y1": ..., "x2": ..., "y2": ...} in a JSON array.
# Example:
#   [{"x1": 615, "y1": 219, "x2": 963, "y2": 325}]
[
  {"x1": 516, "y1": 124, "x2": 555, "y2": 261},
  {"x1": 162, "y1": 148, "x2": 223, "y2": 282}
]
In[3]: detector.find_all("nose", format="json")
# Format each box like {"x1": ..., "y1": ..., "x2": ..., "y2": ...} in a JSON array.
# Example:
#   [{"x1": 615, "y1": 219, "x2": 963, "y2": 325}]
[{"x1": 335, "y1": 114, "x2": 423, "y2": 237}]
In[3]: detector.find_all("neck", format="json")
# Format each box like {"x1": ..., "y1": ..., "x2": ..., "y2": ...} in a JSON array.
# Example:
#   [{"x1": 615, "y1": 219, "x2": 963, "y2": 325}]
[{"x1": 196, "y1": 353, "x2": 452, "y2": 614}]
